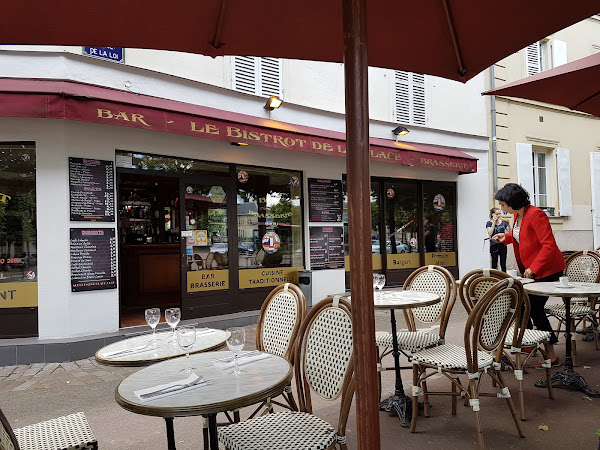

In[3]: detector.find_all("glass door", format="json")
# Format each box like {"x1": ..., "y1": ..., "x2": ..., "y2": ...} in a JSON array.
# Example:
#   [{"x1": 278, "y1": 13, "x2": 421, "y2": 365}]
[{"x1": 180, "y1": 175, "x2": 236, "y2": 318}]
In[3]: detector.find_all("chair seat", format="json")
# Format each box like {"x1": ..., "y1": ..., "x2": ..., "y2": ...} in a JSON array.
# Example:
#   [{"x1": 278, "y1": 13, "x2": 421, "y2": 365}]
[
  {"x1": 504, "y1": 328, "x2": 551, "y2": 347},
  {"x1": 375, "y1": 330, "x2": 441, "y2": 352},
  {"x1": 218, "y1": 411, "x2": 337, "y2": 450},
  {"x1": 411, "y1": 343, "x2": 494, "y2": 370},
  {"x1": 545, "y1": 303, "x2": 593, "y2": 319},
  {"x1": 14, "y1": 412, "x2": 97, "y2": 450}
]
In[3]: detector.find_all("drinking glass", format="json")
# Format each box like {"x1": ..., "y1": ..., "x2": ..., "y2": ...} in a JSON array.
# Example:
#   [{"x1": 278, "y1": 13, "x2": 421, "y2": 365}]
[
  {"x1": 145, "y1": 308, "x2": 161, "y2": 341},
  {"x1": 581, "y1": 258, "x2": 594, "y2": 286},
  {"x1": 176, "y1": 325, "x2": 197, "y2": 373},
  {"x1": 226, "y1": 327, "x2": 245, "y2": 376},
  {"x1": 165, "y1": 308, "x2": 181, "y2": 341},
  {"x1": 376, "y1": 274, "x2": 386, "y2": 300},
  {"x1": 373, "y1": 274, "x2": 378, "y2": 296}
]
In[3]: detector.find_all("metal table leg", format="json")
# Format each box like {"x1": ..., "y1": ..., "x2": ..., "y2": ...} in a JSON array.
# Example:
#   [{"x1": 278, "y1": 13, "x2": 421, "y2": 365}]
[
  {"x1": 379, "y1": 308, "x2": 412, "y2": 427},
  {"x1": 207, "y1": 414, "x2": 219, "y2": 450},
  {"x1": 535, "y1": 296, "x2": 600, "y2": 397},
  {"x1": 165, "y1": 418, "x2": 176, "y2": 450}
]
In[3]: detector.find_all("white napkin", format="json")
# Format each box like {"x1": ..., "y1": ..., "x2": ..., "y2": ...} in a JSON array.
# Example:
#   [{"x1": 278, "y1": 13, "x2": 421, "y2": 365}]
[
  {"x1": 212, "y1": 351, "x2": 270, "y2": 370},
  {"x1": 103, "y1": 343, "x2": 153, "y2": 358},
  {"x1": 134, "y1": 373, "x2": 207, "y2": 402}
]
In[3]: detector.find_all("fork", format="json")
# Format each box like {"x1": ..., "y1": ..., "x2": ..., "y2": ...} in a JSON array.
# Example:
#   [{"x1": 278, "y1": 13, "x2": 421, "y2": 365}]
[{"x1": 140, "y1": 377, "x2": 207, "y2": 399}]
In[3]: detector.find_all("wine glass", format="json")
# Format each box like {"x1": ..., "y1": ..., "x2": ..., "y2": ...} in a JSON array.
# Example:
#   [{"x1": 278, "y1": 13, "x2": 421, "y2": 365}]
[
  {"x1": 165, "y1": 308, "x2": 181, "y2": 341},
  {"x1": 176, "y1": 325, "x2": 197, "y2": 373},
  {"x1": 226, "y1": 327, "x2": 245, "y2": 376},
  {"x1": 581, "y1": 257, "x2": 594, "y2": 286},
  {"x1": 373, "y1": 274, "x2": 378, "y2": 296},
  {"x1": 376, "y1": 274, "x2": 386, "y2": 300},
  {"x1": 145, "y1": 308, "x2": 161, "y2": 342}
]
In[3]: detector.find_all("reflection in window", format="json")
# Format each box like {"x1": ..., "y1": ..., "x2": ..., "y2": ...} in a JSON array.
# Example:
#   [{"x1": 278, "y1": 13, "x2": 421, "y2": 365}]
[
  {"x1": 343, "y1": 182, "x2": 380, "y2": 255},
  {"x1": 0, "y1": 144, "x2": 37, "y2": 282},
  {"x1": 384, "y1": 182, "x2": 418, "y2": 253},
  {"x1": 237, "y1": 167, "x2": 302, "y2": 268},
  {"x1": 423, "y1": 182, "x2": 456, "y2": 253},
  {"x1": 116, "y1": 151, "x2": 229, "y2": 176}
]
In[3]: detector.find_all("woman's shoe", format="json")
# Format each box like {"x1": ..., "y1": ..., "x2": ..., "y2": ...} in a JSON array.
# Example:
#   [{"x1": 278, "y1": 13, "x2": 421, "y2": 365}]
[{"x1": 533, "y1": 357, "x2": 561, "y2": 369}]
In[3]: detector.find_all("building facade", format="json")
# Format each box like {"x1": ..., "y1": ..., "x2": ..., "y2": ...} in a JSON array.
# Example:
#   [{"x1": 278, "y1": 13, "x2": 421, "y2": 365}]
[
  {"x1": 489, "y1": 15, "x2": 600, "y2": 252},
  {"x1": 0, "y1": 48, "x2": 489, "y2": 347}
]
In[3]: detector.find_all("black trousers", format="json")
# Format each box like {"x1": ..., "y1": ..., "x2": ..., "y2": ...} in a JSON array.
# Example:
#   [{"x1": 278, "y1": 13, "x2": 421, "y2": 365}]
[
  {"x1": 490, "y1": 244, "x2": 507, "y2": 272},
  {"x1": 527, "y1": 271, "x2": 563, "y2": 345}
]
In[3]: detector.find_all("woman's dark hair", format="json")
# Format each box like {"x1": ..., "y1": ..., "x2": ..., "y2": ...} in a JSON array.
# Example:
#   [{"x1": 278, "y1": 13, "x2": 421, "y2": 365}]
[{"x1": 494, "y1": 183, "x2": 530, "y2": 209}]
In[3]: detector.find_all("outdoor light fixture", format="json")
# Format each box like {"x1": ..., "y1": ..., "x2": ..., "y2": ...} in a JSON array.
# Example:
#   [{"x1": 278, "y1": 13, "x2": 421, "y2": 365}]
[
  {"x1": 264, "y1": 95, "x2": 283, "y2": 110},
  {"x1": 230, "y1": 142, "x2": 249, "y2": 146},
  {"x1": 392, "y1": 126, "x2": 409, "y2": 136}
]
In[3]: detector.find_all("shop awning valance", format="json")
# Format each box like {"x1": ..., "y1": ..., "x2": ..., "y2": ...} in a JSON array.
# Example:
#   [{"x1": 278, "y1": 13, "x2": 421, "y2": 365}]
[{"x1": 0, "y1": 78, "x2": 477, "y2": 174}]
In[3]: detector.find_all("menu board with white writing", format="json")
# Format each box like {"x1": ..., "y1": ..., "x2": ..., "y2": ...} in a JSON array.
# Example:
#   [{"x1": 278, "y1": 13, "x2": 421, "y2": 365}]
[
  {"x1": 70, "y1": 228, "x2": 117, "y2": 292},
  {"x1": 308, "y1": 178, "x2": 343, "y2": 222},
  {"x1": 69, "y1": 158, "x2": 115, "y2": 221},
  {"x1": 309, "y1": 226, "x2": 345, "y2": 270}
]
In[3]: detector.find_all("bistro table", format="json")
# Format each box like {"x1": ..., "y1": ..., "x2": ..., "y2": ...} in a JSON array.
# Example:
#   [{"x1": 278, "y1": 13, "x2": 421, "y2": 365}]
[
  {"x1": 115, "y1": 350, "x2": 292, "y2": 450},
  {"x1": 524, "y1": 281, "x2": 600, "y2": 397},
  {"x1": 96, "y1": 328, "x2": 227, "y2": 366},
  {"x1": 341, "y1": 289, "x2": 441, "y2": 427}
]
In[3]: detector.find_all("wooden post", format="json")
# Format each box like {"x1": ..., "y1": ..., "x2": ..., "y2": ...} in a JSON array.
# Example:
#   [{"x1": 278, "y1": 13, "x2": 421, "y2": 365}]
[{"x1": 342, "y1": 0, "x2": 381, "y2": 448}]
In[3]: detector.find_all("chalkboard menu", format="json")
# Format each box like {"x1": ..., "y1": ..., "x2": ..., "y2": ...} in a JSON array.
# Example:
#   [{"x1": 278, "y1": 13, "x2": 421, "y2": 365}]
[
  {"x1": 69, "y1": 158, "x2": 115, "y2": 221},
  {"x1": 70, "y1": 228, "x2": 117, "y2": 292},
  {"x1": 309, "y1": 226, "x2": 345, "y2": 270},
  {"x1": 308, "y1": 178, "x2": 343, "y2": 222}
]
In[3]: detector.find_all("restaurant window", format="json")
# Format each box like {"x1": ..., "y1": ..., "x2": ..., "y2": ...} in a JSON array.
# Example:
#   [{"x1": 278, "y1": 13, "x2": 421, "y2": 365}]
[
  {"x1": 532, "y1": 151, "x2": 550, "y2": 208},
  {"x1": 115, "y1": 151, "x2": 229, "y2": 176},
  {"x1": 231, "y1": 56, "x2": 283, "y2": 98},
  {"x1": 0, "y1": 143, "x2": 37, "y2": 285},
  {"x1": 423, "y1": 181, "x2": 456, "y2": 267},
  {"x1": 393, "y1": 70, "x2": 426, "y2": 126},
  {"x1": 384, "y1": 181, "x2": 418, "y2": 254},
  {"x1": 236, "y1": 166, "x2": 302, "y2": 269}
]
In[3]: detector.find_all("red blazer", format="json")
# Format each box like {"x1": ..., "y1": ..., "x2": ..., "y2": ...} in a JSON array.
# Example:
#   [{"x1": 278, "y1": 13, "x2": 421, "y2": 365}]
[{"x1": 503, "y1": 205, "x2": 565, "y2": 279}]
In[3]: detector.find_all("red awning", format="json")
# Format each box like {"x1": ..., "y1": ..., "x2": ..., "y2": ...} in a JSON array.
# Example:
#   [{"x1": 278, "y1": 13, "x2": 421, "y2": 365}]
[{"x1": 0, "y1": 78, "x2": 477, "y2": 173}]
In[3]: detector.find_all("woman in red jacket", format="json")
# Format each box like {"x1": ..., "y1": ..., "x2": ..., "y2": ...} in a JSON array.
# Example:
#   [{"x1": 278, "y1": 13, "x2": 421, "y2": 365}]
[{"x1": 492, "y1": 183, "x2": 564, "y2": 366}]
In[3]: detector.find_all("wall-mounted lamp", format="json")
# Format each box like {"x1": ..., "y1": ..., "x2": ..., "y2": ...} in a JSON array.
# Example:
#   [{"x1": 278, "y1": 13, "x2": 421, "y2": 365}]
[
  {"x1": 231, "y1": 142, "x2": 249, "y2": 146},
  {"x1": 392, "y1": 126, "x2": 409, "y2": 136},
  {"x1": 264, "y1": 95, "x2": 283, "y2": 110}
]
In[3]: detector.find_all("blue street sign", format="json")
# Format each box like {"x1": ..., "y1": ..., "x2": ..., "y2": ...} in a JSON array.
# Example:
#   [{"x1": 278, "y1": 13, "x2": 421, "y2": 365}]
[{"x1": 83, "y1": 47, "x2": 124, "y2": 63}]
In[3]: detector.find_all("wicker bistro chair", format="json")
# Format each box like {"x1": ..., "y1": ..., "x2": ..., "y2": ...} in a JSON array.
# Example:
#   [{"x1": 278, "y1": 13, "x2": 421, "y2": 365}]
[
  {"x1": 459, "y1": 269, "x2": 553, "y2": 421},
  {"x1": 411, "y1": 278, "x2": 525, "y2": 448},
  {"x1": 0, "y1": 408, "x2": 97, "y2": 450},
  {"x1": 375, "y1": 265, "x2": 457, "y2": 397},
  {"x1": 218, "y1": 296, "x2": 355, "y2": 450},
  {"x1": 544, "y1": 250, "x2": 600, "y2": 362}
]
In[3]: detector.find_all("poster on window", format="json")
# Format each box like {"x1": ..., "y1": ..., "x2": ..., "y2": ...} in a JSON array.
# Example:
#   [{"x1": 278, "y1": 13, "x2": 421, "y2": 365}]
[{"x1": 310, "y1": 226, "x2": 344, "y2": 270}]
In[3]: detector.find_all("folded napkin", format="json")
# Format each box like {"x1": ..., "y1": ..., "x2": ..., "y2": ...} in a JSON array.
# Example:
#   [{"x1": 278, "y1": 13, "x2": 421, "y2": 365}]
[
  {"x1": 134, "y1": 373, "x2": 207, "y2": 402},
  {"x1": 103, "y1": 342, "x2": 154, "y2": 358},
  {"x1": 212, "y1": 351, "x2": 270, "y2": 370}
]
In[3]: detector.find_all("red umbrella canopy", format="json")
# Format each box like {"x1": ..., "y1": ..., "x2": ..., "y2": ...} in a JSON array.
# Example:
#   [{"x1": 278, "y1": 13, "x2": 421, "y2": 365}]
[
  {"x1": 484, "y1": 51, "x2": 600, "y2": 117},
  {"x1": 1, "y1": 0, "x2": 598, "y2": 82}
]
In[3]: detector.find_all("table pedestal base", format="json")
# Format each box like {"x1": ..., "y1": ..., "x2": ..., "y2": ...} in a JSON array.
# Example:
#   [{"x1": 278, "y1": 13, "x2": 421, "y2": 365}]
[
  {"x1": 379, "y1": 393, "x2": 411, "y2": 428},
  {"x1": 535, "y1": 368, "x2": 600, "y2": 397}
]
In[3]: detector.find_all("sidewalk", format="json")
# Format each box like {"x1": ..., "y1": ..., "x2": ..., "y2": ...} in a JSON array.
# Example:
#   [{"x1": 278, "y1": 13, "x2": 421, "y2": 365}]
[{"x1": 2, "y1": 306, "x2": 600, "y2": 449}]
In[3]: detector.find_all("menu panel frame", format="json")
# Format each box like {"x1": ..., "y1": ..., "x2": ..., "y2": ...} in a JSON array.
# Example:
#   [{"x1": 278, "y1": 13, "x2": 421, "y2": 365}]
[
  {"x1": 69, "y1": 157, "x2": 115, "y2": 222},
  {"x1": 309, "y1": 226, "x2": 345, "y2": 270},
  {"x1": 308, "y1": 178, "x2": 343, "y2": 223},
  {"x1": 70, "y1": 228, "x2": 117, "y2": 292}
]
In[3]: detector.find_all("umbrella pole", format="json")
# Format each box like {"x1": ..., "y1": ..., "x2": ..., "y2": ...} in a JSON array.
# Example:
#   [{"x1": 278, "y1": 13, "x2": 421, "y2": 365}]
[{"x1": 342, "y1": 0, "x2": 381, "y2": 448}]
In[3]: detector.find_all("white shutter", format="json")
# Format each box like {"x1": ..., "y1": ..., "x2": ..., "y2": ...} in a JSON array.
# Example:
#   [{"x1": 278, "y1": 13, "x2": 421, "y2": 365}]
[
  {"x1": 525, "y1": 43, "x2": 541, "y2": 76},
  {"x1": 552, "y1": 39, "x2": 568, "y2": 68},
  {"x1": 412, "y1": 74, "x2": 426, "y2": 126},
  {"x1": 591, "y1": 153, "x2": 600, "y2": 249},
  {"x1": 556, "y1": 147, "x2": 572, "y2": 216},
  {"x1": 394, "y1": 71, "x2": 410, "y2": 123},
  {"x1": 232, "y1": 56, "x2": 258, "y2": 95},
  {"x1": 232, "y1": 56, "x2": 282, "y2": 97},
  {"x1": 259, "y1": 57, "x2": 282, "y2": 97},
  {"x1": 394, "y1": 71, "x2": 426, "y2": 126},
  {"x1": 516, "y1": 143, "x2": 535, "y2": 197}
]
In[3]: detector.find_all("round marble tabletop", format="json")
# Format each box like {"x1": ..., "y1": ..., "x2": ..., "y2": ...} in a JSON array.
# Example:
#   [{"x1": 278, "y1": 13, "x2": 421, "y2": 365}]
[
  {"x1": 96, "y1": 328, "x2": 227, "y2": 366},
  {"x1": 115, "y1": 351, "x2": 292, "y2": 418},
  {"x1": 523, "y1": 281, "x2": 600, "y2": 297},
  {"x1": 345, "y1": 289, "x2": 440, "y2": 310}
]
